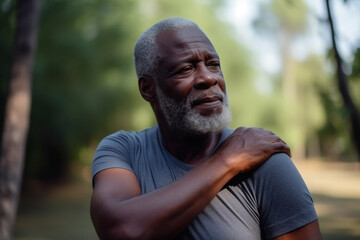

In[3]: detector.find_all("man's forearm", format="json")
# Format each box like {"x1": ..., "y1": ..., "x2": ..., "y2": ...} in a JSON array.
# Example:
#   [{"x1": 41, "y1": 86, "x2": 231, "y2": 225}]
[{"x1": 91, "y1": 155, "x2": 236, "y2": 240}]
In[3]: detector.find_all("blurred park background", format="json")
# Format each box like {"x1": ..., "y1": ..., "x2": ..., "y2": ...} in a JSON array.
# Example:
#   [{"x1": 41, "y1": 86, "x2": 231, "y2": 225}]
[{"x1": 1, "y1": 0, "x2": 360, "y2": 239}]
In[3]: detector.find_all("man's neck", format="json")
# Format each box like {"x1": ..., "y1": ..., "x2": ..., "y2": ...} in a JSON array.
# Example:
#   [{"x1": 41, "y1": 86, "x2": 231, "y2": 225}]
[{"x1": 159, "y1": 127, "x2": 222, "y2": 166}]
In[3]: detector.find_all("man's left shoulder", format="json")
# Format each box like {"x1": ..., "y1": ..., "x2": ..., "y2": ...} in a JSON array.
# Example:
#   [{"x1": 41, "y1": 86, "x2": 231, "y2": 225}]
[
  {"x1": 253, "y1": 152, "x2": 301, "y2": 181},
  {"x1": 252, "y1": 153, "x2": 311, "y2": 198}
]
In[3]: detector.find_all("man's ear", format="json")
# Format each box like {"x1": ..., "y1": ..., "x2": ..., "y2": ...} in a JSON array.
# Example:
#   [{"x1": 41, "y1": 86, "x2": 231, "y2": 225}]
[{"x1": 138, "y1": 76, "x2": 156, "y2": 102}]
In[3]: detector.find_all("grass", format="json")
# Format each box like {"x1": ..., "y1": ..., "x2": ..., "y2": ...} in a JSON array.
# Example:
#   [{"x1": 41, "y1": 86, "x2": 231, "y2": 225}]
[
  {"x1": 13, "y1": 168, "x2": 97, "y2": 240},
  {"x1": 296, "y1": 159, "x2": 360, "y2": 240}
]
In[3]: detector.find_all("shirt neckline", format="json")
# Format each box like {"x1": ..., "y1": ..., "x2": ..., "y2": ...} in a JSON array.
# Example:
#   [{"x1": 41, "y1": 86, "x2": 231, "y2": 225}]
[{"x1": 155, "y1": 125, "x2": 231, "y2": 170}]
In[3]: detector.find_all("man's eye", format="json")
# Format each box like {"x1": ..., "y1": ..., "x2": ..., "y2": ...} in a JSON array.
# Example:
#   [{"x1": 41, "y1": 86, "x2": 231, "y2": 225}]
[
  {"x1": 209, "y1": 61, "x2": 220, "y2": 67},
  {"x1": 208, "y1": 62, "x2": 221, "y2": 70},
  {"x1": 177, "y1": 66, "x2": 193, "y2": 74}
]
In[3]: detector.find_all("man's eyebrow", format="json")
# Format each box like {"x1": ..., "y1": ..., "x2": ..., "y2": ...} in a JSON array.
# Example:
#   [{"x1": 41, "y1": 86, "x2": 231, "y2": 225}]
[
  {"x1": 165, "y1": 51, "x2": 220, "y2": 72},
  {"x1": 206, "y1": 53, "x2": 220, "y2": 59},
  {"x1": 182, "y1": 52, "x2": 220, "y2": 63}
]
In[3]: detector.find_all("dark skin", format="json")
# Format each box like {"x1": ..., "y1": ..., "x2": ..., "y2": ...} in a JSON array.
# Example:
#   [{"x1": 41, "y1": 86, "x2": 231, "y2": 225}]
[{"x1": 91, "y1": 26, "x2": 322, "y2": 240}]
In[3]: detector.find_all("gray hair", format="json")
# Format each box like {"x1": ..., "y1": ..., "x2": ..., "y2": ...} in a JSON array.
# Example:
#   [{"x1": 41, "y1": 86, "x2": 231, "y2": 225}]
[{"x1": 134, "y1": 17, "x2": 199, "y2": 79}]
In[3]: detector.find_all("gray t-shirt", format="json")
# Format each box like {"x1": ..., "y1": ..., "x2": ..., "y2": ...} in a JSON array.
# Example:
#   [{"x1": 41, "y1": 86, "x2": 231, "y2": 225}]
[{"x1": 92, "y1": 125, "x2": 318, "y2": 239}]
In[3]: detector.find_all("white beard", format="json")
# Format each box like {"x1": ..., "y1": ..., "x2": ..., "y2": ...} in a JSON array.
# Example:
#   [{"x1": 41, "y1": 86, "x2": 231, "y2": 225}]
[{"x1": 155, "y1": 85, "x2": 232, "y2": 136}]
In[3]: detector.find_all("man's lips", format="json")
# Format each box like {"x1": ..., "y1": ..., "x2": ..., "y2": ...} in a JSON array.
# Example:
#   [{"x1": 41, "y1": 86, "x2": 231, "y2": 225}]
[{"x1": 191, "y1": 95, "x2": 223, "y2": 107}]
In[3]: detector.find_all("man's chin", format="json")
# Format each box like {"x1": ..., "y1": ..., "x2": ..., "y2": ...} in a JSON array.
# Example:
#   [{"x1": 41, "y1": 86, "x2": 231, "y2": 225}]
[
  {"x1": 182, "y1": 110, "x2": 232, "y2": 136},
  {"x1": 192, "y1": 104, "x2": 223, "y2": 117}
]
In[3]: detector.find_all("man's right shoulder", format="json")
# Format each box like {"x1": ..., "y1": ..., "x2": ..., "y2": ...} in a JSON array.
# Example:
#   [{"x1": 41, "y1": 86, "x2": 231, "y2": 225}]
[
  {"x1": 100, "y1": 125, "x2": 159, "y2": 145},
  {"x1": 92, "y1": 125, "x2": 159, "y2": 183}
]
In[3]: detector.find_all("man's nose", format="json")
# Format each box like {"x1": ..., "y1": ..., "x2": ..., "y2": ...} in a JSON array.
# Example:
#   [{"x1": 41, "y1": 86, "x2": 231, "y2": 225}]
[{"x1": 193, "y1": 64, "x2": 218, "y2": 89}]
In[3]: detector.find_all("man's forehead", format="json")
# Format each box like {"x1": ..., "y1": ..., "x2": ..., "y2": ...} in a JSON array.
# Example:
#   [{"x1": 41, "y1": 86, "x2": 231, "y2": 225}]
[{"x1": 156, "y1": 26, "x2": 216, "y2": 54}]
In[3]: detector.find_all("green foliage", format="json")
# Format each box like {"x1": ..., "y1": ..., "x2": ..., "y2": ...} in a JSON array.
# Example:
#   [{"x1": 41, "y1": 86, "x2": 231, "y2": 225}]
[
  {"x1": 271, "y1": 0, "x2": 308, "y2": 33},
  {"x1": 253, "y1": 0, "x2": 307, "y2": 36},
  {"x1": 350, "y1": 47, "x2": 360, "y2": 123},
  {"x1": 26, "y1": 0, "x2": 144, "y2": 180},
  {"x1": 351, "y1": 48, "x2": 360, "y2": 79},
  {"x1": 251, "y1": 0, "x2": 358, "y2": 159}
]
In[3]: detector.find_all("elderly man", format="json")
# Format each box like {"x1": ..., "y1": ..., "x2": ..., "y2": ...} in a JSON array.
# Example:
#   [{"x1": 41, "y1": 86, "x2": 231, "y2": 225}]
[{"x1": 90, "y1": 17, "x2": 321, "y2": 239}]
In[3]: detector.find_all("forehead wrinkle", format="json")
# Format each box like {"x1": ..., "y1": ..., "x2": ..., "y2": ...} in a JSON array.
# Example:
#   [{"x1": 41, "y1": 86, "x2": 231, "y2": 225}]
[
  {"x1": 156, "y1": 27, "x2": 216, "y2": 54},
  {"x1": 159, "y1": 42, "x2": 219, "y2": 64}
]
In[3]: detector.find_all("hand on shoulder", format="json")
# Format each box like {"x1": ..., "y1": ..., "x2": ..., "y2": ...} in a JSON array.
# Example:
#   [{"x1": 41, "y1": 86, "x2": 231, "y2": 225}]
[{"x1": 214, "y1": 127, "x2": 291, "y2": 173}]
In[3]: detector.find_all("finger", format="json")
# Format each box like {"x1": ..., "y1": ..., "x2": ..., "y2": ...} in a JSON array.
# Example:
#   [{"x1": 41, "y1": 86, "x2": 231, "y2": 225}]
[
  {"x1": 268, "y1": 135, "x2": 287, "y2": 145},
  {"x1": 272, "y1": 142, "x2": 292, "y2": 157}
]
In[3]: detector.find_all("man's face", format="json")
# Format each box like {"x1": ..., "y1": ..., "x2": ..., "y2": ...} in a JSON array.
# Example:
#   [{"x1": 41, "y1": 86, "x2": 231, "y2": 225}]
[{"x1": 154, "y1": 26, "x2": 231, "y2": 135}]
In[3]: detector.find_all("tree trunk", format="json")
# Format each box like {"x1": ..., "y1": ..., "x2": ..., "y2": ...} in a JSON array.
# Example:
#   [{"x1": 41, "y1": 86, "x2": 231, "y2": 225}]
[
  {"x1": 0, "y1": 0, "x2": 40, "y2": 239},
  {"x1": 325, "y1": 0, "x2": 360, "y2": 161}
]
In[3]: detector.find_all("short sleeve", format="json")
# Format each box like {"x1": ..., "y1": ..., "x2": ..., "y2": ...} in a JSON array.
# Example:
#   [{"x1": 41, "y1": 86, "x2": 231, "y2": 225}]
[
  {"x1": 254, "y1": 153, "x2": 318, "y2": 239},
  {"x1": 92, "y1": 131, "x2": 134, "y2": 183}
]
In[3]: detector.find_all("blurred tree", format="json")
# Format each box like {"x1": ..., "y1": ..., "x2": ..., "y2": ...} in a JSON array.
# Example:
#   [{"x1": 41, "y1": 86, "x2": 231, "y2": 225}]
[
  {"x1": 253, "y1": 0, "x2": 315, "y2": 159},
  {"x1": 293, "y1": 55, "x2": 328, "y2": 158},
  {"x1": 0, "y1": 0, "x2": 40, "y2": 239},
  {"x1": 325, "y1": 0, "x2": 360, "y2": 160},
  {"x1": 253, "y1": 0, "x2": 307, "y2": 99},
  {"x1": 350, "y1": 47, "x2": 360, "y2": 108},
  {"x1": 250, "y1": 55, "x2": 328, "y2": 159},
  {"x1": 351, "y1": 48, "x2": 360, "y2": 80},
  {"x1": 316, "y1": 77, "x2": 352, "y2": 158},
  {"x1": 0, "y1": 0, "x2": 16, "y2": 138},
  {"x1": 25, "y1": 0, "x2": 144, "y2": 181}
]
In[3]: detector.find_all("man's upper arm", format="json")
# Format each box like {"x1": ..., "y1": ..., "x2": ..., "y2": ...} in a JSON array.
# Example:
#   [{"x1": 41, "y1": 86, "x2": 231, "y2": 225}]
[
  {"x1": 91, "y1": 168, "x2": 142, "y2": 238},
  {"x1": 272, "y1": 220, "x2": 322, "y2": 240},
  {"x1": 92, "y1": 132, "x2": 134, "y2": 183}
]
